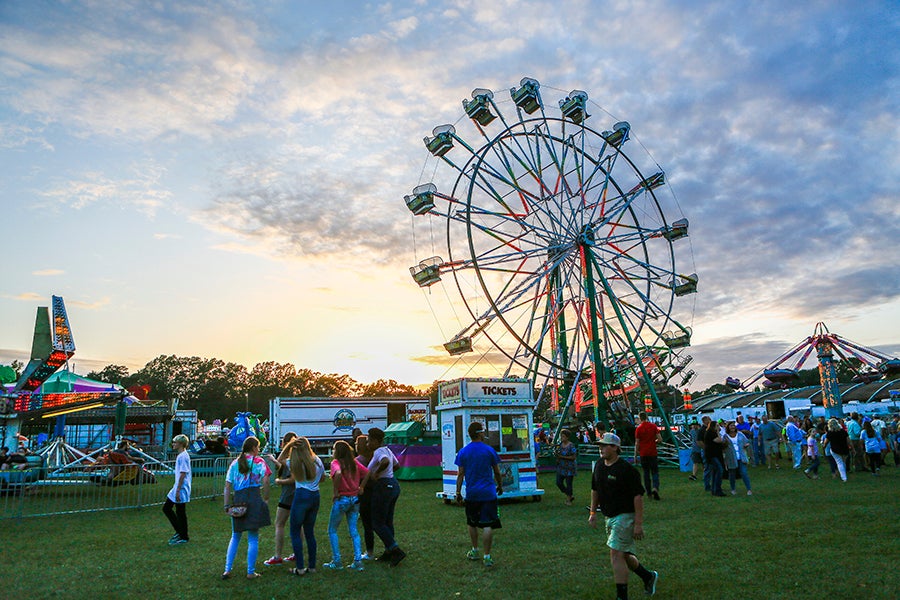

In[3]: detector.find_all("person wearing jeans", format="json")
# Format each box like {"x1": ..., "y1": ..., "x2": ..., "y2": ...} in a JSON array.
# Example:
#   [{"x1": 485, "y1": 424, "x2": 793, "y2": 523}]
[
  {"x1": 367, "y1": 427, "x2": 406, "y2": 566},
  {"x1": 324, "y1": 440, "x2": 369, "y2": 571},
  {"x1": 222, "y1": 436, "x2": 272, "y2": 580},
  {"x1": 784, "y1": 417, "x2": 805, "y2": 469},
  {"x1": 554, "y1": 429, "x2": 577, "y2": 505},
  {"x1": 804, "y1": 429, "x2": 821, "y2": 479},
  {"x1": 722, "y1": 422, "x2": 752, "y2": 495},
  {"x1": 284, "y1": 437, "x2": 324, "y2": 576},
  {"x1": 703, "y1": 420, "x2": 726, "y2": 496}
]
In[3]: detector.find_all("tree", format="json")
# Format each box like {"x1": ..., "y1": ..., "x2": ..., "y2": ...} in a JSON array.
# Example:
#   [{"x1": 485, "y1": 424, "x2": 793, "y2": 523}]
[
  {"x1": 130, "y1": 355, "x2": 249, "y2": 419},
  {"x1": 247, "y1": 361, "x2": 298, "y2": 406},
  {"x1": 359, "y1": 379, "x2": 419, "y2": 397},
  {"x1": 86, "y1": 364, "x2": 131, "y2": 385},
  {"x1": 697, "y1": 383, "x2": 733, "y2": 396},
  {"x1": 294, "y1": 369, "x2": 360, "y2": 397}
]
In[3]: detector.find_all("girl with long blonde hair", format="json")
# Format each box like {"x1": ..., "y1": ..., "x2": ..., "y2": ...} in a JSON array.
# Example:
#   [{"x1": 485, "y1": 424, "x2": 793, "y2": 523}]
[{"x1": 284, "y1": 436, "x2": 324, "y2": 576}]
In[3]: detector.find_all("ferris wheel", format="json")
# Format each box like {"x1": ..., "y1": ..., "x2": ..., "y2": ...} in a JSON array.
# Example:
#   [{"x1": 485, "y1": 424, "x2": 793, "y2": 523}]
[{"x1": 405, "y1": 78, "x2": 696, "y2": 429}]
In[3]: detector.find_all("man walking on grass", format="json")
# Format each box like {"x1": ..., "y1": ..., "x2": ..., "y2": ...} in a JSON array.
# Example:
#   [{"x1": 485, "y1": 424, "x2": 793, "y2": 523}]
[
  {"x1": 589, "y1": 432, "x2": 659, "y2": 599},
  {"x1": 634, "y1": 412, "x2": 662, "y2": 500},
  {"x1": 455, "y1": 421, "x2": 503, "y2": 568},
  {"x1": 759, "y1": 414, "x2": 783, "y2": 469},
  {"x1": 785, "y1": 416, "x2": 805, "y2": 469}
]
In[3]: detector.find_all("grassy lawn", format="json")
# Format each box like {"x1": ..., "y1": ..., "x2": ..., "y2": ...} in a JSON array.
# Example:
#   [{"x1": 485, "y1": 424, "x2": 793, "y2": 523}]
[{"x1": 2, "y1": 463, "x2": 898, "y2": 599}]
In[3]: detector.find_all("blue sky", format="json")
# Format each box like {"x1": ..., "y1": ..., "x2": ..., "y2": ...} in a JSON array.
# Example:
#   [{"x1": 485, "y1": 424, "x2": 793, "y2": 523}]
[{"x1": 2, "y1": 0, "x2": 899, "y2": 391}]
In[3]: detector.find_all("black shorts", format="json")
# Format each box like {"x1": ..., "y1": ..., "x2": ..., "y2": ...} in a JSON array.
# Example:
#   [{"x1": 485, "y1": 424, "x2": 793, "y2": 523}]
[{"x1": 465, "y1": 499, "x2": 502, "y2": 529}]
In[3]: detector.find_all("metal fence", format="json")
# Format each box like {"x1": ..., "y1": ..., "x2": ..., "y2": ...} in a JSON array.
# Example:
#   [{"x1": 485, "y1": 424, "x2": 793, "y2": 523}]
[{"x1": 0, "y1": 455, "x2": 234, "y2": 520}]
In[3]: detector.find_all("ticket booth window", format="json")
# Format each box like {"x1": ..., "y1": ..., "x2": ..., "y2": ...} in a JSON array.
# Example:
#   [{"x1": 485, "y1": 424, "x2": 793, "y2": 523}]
[
  {"x1": 455, "y1": 415, "x2": 464, "y2": 452},
  {"x1": 484, "y1": 416, "x2": 501, "y2": 451},
  {"x1": 501, "y1": 414, "x2": 530, "y2": 452}
]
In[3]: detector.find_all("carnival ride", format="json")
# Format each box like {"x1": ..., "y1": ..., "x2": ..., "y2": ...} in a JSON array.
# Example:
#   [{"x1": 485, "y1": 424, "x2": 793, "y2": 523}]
[
  {"x1": 0, "y1": 296, "x2": 172, "y2": 485},
  {"x1": 732, "y1": 322, "x2": 900, "y2": 418},
  {"x1": 405, "y1": 78, "x2": 697, "y2": 443}
]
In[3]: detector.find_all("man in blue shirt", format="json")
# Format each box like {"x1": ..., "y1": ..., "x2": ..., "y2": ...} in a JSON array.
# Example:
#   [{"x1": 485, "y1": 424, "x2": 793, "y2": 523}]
[
  {"x1": 455, "y1": 421, "x2": 503, "y2": 567},
  {"x1": 846, "y1": 413, "x2": 864, "y2": 472},
  {"x1": 784, "y1": 416, "x2": 806, "y2": 469}
]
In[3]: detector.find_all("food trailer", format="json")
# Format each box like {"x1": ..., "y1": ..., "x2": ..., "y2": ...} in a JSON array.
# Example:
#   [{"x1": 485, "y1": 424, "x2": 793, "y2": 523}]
[{"x1": 436, "y1": 377, "x2": 544, "y2": 502}]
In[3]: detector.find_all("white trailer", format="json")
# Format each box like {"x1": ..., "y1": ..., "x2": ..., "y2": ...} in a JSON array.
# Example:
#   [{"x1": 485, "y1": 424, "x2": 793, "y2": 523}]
[{"x1": 269, "y1": 397, "x2": 430, "y2": 452}]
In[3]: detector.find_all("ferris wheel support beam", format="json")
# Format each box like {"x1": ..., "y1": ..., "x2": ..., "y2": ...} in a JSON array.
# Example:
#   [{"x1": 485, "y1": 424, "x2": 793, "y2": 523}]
[
  {"x1": 550, "y1": 262, "x2": 571, "y2": 404},
  {"x1": 589, "y1": 252, "x2": 682, "y2": 448},
  {"x1": 580, "y1": 242, "x2": 607, "y2": 427}
]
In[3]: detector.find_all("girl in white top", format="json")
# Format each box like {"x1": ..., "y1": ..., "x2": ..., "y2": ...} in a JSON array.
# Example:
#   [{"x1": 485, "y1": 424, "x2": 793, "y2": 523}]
[
  {"x1": 804, "y1": 428, "x2": 820, "y2": 479},
  {"x1": 283, "y1": 437, "x2": 324, "y2": 575}
]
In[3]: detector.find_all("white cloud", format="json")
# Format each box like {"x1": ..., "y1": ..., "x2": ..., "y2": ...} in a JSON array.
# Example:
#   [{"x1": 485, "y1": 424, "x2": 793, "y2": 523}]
[{"x1": 40, "y1": 165, "x2": 172, "y2": 215}]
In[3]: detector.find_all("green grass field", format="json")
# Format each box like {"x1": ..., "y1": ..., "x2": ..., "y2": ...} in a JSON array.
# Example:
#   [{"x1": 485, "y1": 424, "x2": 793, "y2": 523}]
[{"x1": 2, "y1": 463, "x2": 898, "y2": 599}]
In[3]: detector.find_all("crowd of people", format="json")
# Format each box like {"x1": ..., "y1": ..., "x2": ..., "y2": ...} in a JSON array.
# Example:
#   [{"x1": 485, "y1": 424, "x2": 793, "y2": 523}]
[
  {"x1": 207, "y1": 426, "x2": 407, "y2": 580},
  {"x1": 686, "y1": 412, "x2": 900, "y2": 495},
  {"x1": 149, "y1": 409, "x2": 898, "y2": 598}
]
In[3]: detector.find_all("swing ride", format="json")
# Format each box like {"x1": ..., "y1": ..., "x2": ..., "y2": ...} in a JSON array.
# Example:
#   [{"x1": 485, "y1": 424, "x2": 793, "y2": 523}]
[
  {"x1": 733, "y1": 322, "x2": 900, "y2": 418},
  {"x1": 404, "y1": 78, "x2": 697, "y2": 442}
]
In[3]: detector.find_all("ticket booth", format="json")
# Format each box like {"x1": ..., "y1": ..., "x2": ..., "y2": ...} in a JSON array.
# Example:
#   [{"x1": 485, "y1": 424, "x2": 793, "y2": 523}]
[{"x1": 436, "y1": 377, "x2": 544, "y2": 502}]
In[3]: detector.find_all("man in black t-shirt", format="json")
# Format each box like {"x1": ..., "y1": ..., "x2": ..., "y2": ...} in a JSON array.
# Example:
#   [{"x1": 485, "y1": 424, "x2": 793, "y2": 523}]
[{"x1": 589, "y1": 433, "x2": 659, "y2": 600}]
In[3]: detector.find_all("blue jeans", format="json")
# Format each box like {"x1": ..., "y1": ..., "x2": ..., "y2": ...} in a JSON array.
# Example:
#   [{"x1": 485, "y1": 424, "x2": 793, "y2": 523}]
[
  {"x1": 806, "y1": 455, "x2": 820, "y2": 475},
  {"x1": 328, "y1": 495, "x2": 362, "y2": 564},
  {"x1": 728, "y1": 460, "x2": 751, "y2": 492},
  {"x1": 290, "y1": 488, "x2": 320, "y2": 569},
  {"x1": 371, "y1": 477, "x2": 401, "y2": 551},
  {"x1": 753, "y1": 438, "x2": 765, "y2": 466},
  {"x1": 708, "y1": 457, "x2": 724, "y2": 495},
  {"x1": 790, "y1": 441, "x2": 803, "y2": 468},
  {"x1": 225, "y1": 529, "x2": 259, "y2": 575}
]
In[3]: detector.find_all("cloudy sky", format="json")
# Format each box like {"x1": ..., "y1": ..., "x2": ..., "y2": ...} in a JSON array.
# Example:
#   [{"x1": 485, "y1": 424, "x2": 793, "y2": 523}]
[{"x1": 2, "y1": 0, "x2": 899, "y2": 392}]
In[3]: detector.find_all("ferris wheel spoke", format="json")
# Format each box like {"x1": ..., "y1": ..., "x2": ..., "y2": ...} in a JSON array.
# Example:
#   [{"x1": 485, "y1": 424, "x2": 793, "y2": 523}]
[{"x1": 460, "y1": 197, "x2": 564, "y2": 243}]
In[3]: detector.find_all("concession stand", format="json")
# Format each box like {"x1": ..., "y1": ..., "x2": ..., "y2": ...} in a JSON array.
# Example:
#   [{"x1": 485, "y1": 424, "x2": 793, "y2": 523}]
[{"x1": 435, "y1": 377, "x2": 544, "y2": 502}]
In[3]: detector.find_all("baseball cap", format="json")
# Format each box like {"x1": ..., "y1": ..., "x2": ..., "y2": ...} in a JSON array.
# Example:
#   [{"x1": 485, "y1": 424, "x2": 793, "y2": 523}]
[{"x1": 597, "y1": 432, "x2": 621, "y2": 447}]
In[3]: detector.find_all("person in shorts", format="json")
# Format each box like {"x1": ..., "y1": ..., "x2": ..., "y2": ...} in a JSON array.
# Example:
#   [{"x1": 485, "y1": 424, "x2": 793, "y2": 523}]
[
  {"x1": 455, "y1": 421, "x2": 503, "y2": 567},
  {"x1": 589, "y1": 433, "x2": 658, "y2": 600},
  {"x1": 265, "y1": 431, "x2": 298, "y2": 565},
  {"x1": 759, "y1": 415, "x2": 783, "y2": 469}
]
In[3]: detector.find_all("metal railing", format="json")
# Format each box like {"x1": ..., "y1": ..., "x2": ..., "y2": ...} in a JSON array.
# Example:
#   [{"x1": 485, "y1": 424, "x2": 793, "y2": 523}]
[{"x1": 0, "y1": 455, "x2": 232, "y2": 520}]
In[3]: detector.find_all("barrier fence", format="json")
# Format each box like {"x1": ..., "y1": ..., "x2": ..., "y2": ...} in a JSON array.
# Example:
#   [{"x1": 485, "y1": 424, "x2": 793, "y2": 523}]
[{"x1": 0, "y1": 456, "x2": 235, "y2": 520}]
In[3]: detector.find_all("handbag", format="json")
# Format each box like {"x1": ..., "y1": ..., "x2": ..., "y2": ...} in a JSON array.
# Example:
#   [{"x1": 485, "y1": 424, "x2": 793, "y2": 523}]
[{"x1": 228, "y1": 503, "x2": 248, "y2": 518}]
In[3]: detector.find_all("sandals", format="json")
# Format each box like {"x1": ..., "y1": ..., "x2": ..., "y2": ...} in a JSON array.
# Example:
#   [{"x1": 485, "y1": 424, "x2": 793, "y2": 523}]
[{"x1": 289, "y1": 567, "x2": 308, "y2": 576}]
